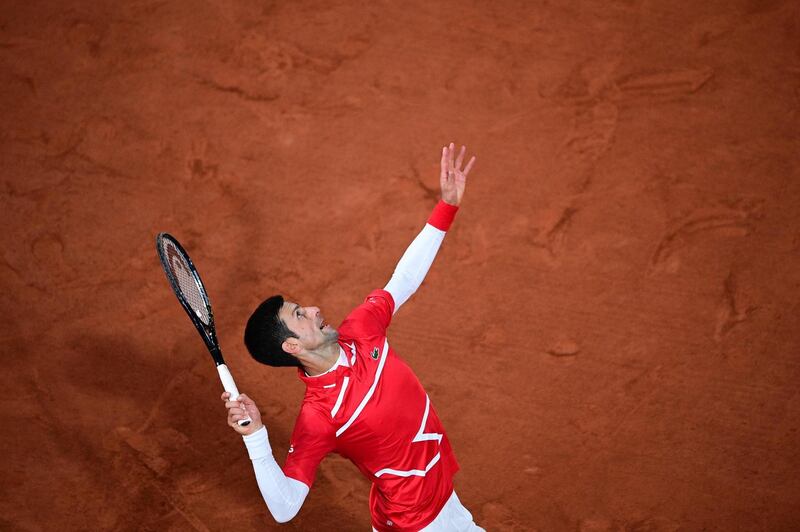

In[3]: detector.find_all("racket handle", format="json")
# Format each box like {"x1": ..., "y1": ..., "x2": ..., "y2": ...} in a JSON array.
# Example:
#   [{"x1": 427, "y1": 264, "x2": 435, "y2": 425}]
[{"x1": 217, "y1": 364, "x2": 252, "y2": 427}]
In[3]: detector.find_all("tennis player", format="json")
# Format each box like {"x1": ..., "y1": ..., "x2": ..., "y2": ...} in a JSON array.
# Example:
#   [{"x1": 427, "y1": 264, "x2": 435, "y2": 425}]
[{"x1": 222, "y1": 143, "x2": 483, "y2": 531}]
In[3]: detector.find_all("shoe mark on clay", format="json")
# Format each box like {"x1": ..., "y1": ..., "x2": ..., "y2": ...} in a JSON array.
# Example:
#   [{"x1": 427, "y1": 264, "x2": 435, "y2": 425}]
[
  {"x1": 194, "y1": 34, "x2": 294, "y2": 102},
  {"x1": 409, "y1": 162, "x2": 440, "y2": 204},
  {"x1": 41, "y1": 115, "x2": 153, "y2": 182},
  {"x1": 11, "y1": 232, "x2": 72, "y2": 292},
  {"x1": 64, "y1": 18, "x2": 108, "y2": 60},
  {"x1": 563, "y1": 101, "x2": 619, "y2": 168},
  {"x1": 530, "y1": 204, "x2": 580, "y2": 258},
  {"x1": 540, "y1": 55, "x2": 623, "y2": 104},
  {"x1": 187, "y1": 139, "x2": 220, "y2": 182},
  {"x1": 115, "y1": 427, "x2": 211, "y2": 532},
  {"x1": 42, "y1": 133, "x2": 136, "y2": 182},
  {"x1": 539, "y1": 57, "x2": 621, "y2": 148},
  {"x1": 194, "y1": 76, "x2": 281, "y2": 103},
  {"x1": 612, "y1": 67, "x2": 714, "y2": 99},
  {"x1": 188, "y1": 158, "x2": 218, "y2": 181},
  {"x1": 650, "y1": 198, "x2": 764, "y2": 272},
  {"x1": 481, "y1": 500, "x2": 526, "y2": 531},
  {"x1": 715, "y1": 270, "x2": 757, "y2": 342},
  {"x1": 693, "y1": 15, "x2": 736, "y2": 48},
  {"x1": 539, "y1": 58, "x2": 621, "y2": 188},
  {"x1": 545, "y1": 338, "x2": 580, "y2": 357},
  {"x1": 285, "y1": 5, "x2": 377, "y2": 77},
  {"x1": 293, "y1": 28, "x2": 374, "y2": 77},
  {"x1": 116, "y1": 427, "x2": 173, "y2": 476},
  {"x1": 195, "y1": 18, "x2": 375, "y2": 103}
]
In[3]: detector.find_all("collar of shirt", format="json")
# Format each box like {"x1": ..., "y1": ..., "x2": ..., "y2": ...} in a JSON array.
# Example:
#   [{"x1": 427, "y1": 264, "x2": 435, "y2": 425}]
[
  {"x1": 297, "y1": 345, "x2": 353, "y2": 388},
  {"x1": 304, "y1": 347, "x2": 349, "y2": 378}
]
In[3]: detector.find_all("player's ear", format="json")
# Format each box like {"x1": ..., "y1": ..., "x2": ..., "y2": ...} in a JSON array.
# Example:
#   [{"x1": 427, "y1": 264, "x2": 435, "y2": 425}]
[{"x1": 282, "y1": 337, "x2": 301, "y2": 354}]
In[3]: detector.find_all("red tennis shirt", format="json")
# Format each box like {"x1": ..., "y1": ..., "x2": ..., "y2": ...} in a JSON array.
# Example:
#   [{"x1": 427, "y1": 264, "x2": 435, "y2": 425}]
[{"x1": 282, "y1": 289, "x2": 459, "y2": 531}]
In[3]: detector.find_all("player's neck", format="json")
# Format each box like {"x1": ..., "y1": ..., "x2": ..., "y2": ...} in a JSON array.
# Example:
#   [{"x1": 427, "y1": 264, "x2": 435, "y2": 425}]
[{"x1": 301, "y1": 341, "x2": 341, "y2": 376}]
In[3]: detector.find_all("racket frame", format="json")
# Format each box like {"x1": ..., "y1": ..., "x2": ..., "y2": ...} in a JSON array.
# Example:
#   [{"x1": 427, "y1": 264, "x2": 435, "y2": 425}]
[
  {"x1": 156, "y1": 232, "x2": 250, "y2": 426},
  {"x1": 157, "y1": 233, "x2": 225, "y2": 365}
]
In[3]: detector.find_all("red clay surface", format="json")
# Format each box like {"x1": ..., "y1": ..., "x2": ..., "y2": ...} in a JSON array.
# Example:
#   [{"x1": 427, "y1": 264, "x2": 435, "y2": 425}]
[{"x1": 2, "y1": 1, "x2": 799, "y2": 530}]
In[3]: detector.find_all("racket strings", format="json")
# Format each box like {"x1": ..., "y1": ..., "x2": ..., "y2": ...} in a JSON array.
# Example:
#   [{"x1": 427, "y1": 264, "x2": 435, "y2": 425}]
[{"x1": 161, "y1": 240, "x2": 211, "y2": 325}]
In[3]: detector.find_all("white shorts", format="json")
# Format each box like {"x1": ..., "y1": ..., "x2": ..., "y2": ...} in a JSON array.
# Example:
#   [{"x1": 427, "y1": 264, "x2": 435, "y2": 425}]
[{"x1": 373, "y1": 490, "x2": 484, "y2": 532}]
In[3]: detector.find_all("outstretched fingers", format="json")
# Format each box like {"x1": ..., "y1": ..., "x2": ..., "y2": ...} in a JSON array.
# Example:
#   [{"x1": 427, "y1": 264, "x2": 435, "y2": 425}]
[
  {"x1": 448, "y1": 142, "x2": 455, "y2": 173},
  {"x1": 455, "y1": 145, "x2": 466, "y2": 170},
  {"x1": 463, "y1": 155, "x2": 476, "y2": 176},
  {"x1": 440, "y1": 145, "x2": 448, "y2": 185},
  {"x1": 439, "y1": 143, "x2": 476, "y2": 206}
]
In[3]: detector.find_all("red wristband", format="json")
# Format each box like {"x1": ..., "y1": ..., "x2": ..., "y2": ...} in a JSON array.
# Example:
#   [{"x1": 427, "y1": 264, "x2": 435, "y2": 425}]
[{"x1": 427, "y1": 200, "x2": 459, "y2": 231}]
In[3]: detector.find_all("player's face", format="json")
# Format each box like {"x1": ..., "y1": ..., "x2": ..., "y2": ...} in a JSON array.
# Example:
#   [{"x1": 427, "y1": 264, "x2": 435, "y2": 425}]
[{"x1": 279, "y1": 302, "x2": 339, "y2": 351}]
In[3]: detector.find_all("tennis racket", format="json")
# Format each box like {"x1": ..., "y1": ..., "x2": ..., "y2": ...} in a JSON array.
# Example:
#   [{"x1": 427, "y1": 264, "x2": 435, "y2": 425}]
[{"x1": 156, "y1": 232, "x2": 251, "y2": 426}]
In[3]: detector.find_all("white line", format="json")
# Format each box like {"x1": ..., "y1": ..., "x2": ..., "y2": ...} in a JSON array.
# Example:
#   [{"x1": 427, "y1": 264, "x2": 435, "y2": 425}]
[
  {"x1": 336, "y1": 339, "x2": 388, "y2": 437},
  {"x1": 375, "y1": 452, "x2": 441, "y2": 478},
  {"x1": 412, "y1": 394, "x2": 443, "y2": 444},
  {"x1": 330, "y1": 376, "x2": 350, "y2": 417},
  {"x1": 372, "y1": 394, "x2": 443, "y2": 478}
]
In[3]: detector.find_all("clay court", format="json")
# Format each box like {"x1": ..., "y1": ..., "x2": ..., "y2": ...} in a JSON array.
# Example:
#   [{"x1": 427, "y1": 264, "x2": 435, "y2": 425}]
[{"x1": 2, "y1": 1, "x2": 799, "y2": 530}]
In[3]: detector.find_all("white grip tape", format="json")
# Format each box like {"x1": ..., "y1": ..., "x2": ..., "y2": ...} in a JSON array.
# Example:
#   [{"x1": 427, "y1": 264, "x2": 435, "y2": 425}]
[{"x1": 217, "y1": 364, "x2": 252, "y2": 426}]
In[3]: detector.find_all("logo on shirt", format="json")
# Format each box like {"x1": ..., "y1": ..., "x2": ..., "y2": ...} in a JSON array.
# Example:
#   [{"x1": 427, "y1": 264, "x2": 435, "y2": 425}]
[
  {"x1": 288, "y1": 445, "x2": 294, "y2": 453},
  {"x1": 371, "y1": 347, "x2": 379, "y2": 360}
]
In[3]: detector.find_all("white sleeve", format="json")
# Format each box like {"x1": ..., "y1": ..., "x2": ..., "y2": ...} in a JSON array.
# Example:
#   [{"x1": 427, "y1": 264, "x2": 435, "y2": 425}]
[
  {"x1": 384, "y1": 223, "x2": 446, "y2": 313},
  {"x1": 242, "y1": 426, "x2": 310, "y2": 523}
]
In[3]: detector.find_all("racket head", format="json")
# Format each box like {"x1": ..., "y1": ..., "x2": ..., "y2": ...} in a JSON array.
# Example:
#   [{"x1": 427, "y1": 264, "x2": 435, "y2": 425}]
[{"x1": 156, "y1": 232, "x2": 224, "y2": 364}]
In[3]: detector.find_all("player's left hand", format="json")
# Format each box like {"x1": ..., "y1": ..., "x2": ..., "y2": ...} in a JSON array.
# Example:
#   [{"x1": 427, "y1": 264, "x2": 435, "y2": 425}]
[{"x1": 440, "y1": 143, "x2": 476, "y2": 207}]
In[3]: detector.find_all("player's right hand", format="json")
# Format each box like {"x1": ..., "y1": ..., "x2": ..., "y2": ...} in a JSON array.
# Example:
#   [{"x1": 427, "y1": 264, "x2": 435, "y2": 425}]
[{"x1": 222, "y1": 392, "x2": 264, "y2": 436}]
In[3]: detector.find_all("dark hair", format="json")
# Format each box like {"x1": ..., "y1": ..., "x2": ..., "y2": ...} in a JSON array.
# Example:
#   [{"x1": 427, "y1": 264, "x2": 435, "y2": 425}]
[{"x1": 244, "y1": 295, "x2": 301, "y2": 367}]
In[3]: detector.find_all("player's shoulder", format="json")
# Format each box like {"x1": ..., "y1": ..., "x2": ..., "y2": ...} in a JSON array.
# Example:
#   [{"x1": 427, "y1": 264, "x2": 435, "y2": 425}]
[
  {"x1": 364, "y1": 288, "x2": 394, "y2": 310},
  {"x1": 339, "y1": 289, "x2": 394, "y2": 337}
]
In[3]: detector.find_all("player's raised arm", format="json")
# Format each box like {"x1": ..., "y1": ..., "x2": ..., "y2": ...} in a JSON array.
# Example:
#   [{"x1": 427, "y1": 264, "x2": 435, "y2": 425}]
[
  {"x1": 222, "y1": 392, "x2": 310, "y2": 523},
  {"x1": 384, "y1": 143, "x2": 476, "y2": 312}
]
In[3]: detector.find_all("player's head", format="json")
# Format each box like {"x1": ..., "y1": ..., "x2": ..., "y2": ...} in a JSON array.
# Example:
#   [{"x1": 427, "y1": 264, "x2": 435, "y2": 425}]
[
  {"x1": 244, "y1": 295, "x2": 302, "y2": 367},
  {"x1": 244, "y1": 295, "x2": 338, "y2": 367}
]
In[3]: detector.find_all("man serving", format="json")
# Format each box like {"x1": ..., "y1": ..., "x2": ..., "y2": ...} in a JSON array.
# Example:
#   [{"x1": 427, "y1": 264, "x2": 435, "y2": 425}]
[{"x1": 223, "y1": 143, "x2": 482, "y2": 531}]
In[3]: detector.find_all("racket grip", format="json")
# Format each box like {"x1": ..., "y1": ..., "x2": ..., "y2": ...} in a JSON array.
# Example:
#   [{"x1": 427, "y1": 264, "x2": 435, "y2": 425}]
[{"x1": 217, "y1": 364, "x2": 252, "y2": 427}]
